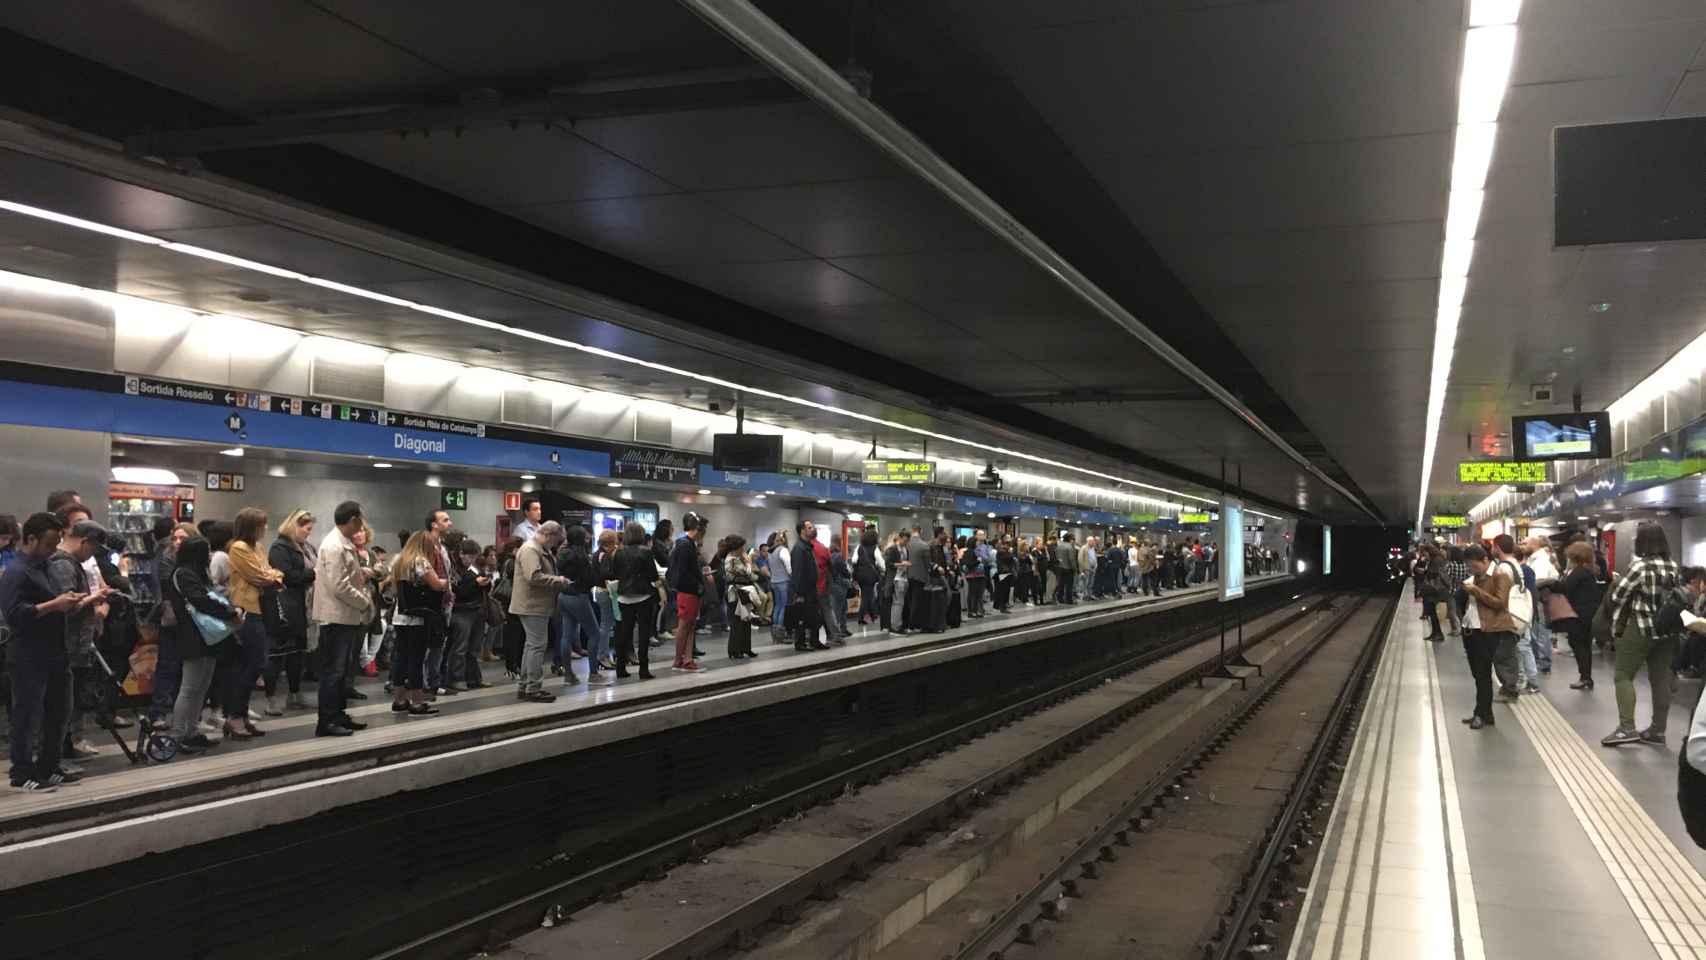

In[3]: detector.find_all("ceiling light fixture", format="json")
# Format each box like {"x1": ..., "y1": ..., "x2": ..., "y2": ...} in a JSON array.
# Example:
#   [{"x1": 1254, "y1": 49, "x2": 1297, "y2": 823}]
[
  {"x1": 0, "y1": 199, "x2": 1226, "y2": 508},
  {"x1": 697, "y1": 488, "x2": 711, "y2": 495},
  {"x1": 606, "y1": 481, "x2": 622, "y2": 487},
  {"x1": 219, "y1": 447, "x2": 244, "y2": 457},
  {"x1": 372, "y1": 462, "x2": 393, "y2": 469},
  {"x1": 520, "y1": 474, "x2": 537, "y2": 480},
  {"x1": 111, "y1": 466, "x2": 181, "y2": 485},
  {"x1": 1415, "y1": 4, "x2": 1521, "y2": 534}
]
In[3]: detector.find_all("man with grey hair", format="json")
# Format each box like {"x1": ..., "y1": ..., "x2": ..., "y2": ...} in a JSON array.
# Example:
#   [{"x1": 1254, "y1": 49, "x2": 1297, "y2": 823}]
[{"x1": 509, "y1": 520, "x2": 569, "y2": 702}]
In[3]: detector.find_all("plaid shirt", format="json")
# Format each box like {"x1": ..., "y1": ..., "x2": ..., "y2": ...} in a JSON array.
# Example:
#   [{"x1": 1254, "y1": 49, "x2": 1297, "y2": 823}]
[
  {"x1": 1445, "y1": 560, "x2": 1468, "y2": 586},
  {"x1": 1605, "y1": 556, "x2": 1680, "y2": 635}
]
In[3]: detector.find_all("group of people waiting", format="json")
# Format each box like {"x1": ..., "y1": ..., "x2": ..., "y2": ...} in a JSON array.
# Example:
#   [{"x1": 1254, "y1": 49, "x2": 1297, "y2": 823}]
[
  {"x1": 1415, "y1": 523, "x2": 1706, "y2": 748},
  {"x1": 0, "y1": 488, "x2": 1280, "y2": 793}
]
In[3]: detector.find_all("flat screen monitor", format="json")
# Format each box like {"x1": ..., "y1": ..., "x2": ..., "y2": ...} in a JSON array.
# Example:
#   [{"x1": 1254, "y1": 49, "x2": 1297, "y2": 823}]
[
  {"x1": 712, "y1": 433, "x2": 783, "y2": 472},
  {"x1": 1512, "y1": 412, "x2": 1612, "y2": 461}
]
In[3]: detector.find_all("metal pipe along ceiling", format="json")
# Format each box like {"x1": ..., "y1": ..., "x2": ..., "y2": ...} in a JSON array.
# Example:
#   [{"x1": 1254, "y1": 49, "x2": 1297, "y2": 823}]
[{"x1": 677, "y1": 0, "x2": 1383, "y2": 524}]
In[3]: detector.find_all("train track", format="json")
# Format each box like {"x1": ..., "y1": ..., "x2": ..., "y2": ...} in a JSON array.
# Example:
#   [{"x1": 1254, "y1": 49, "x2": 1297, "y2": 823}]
[
  {"x1": 874, "y1": 591, "x2": 1395, "y2": 960},
  {"x1": 404, "y1": 590, "x2": 1352, "y2": 960}
]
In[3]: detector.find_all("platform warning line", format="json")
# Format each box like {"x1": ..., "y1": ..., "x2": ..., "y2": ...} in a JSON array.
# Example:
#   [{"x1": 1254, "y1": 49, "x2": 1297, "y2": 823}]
[
  {"x1": 1510, "y1": 693, "x2": 1706, "y2": 959},
  {"x1": 1287, "y1": 613, "x2": 1485, "y2": 960}
]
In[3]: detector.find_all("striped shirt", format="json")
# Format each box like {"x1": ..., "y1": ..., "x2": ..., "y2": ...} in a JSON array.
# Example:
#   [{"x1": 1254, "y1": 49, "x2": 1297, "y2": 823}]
[{"x1": 1605, "y1": 556, "x2": 1680, "y2": 636}]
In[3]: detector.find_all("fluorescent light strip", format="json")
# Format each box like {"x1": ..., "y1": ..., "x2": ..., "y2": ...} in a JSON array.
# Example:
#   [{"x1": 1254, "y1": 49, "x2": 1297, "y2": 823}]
[
  {"x1": 0, "y1": 204, "x2": 1248, "y2": 510},
  {"x1": 0, "y1": 199, "x2": 165, "y2": 246},
  {"x1": 1416, "y1": 10, "x2": 1521, "y2": 533},
  {"x1": 160, "y1": 242, "x2": 304, "y2": 279}
]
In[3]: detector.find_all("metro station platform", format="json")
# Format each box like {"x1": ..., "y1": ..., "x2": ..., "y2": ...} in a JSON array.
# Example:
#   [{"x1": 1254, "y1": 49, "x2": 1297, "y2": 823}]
[
  {"x1": 0, "y1": 573, "x2": 1291, "y2": 893},
  {"x1": 1291, "y1": 603, "x2": 1706, "y2": 960}
]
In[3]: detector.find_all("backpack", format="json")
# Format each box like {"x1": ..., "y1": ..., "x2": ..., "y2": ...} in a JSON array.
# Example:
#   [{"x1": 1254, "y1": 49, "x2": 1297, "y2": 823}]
[
  {"x1": 1496, "y1": 560, "x2": 1532, "y2": 633},
  {"x1": 1657, "y1": 587, "x2": 1691, "y2": 637}
]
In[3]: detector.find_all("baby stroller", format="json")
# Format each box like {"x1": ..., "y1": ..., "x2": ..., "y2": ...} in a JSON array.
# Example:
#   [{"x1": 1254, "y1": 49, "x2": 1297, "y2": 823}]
[{"x1": 87, "y1": 645, "x2": 178, "y2": 764}]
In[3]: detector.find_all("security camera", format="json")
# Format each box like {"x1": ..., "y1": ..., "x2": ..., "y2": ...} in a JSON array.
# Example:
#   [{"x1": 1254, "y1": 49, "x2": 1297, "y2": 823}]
[{"x1": 708, "y1": 400, "x2": 722, "y2": 413}]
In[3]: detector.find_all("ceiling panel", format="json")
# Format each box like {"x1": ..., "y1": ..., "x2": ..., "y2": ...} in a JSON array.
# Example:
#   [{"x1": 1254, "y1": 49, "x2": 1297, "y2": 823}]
[
  {"x1": 328, "y1": 128, "x2": 678, "y2": 207},
  {"x1": 0, "y1": 2, "x2": 452, "y2": 112},
  {"x1": 509, "y1": 192, "x2": 807, "y2": 267},
  {"x1": 317, "y1": 0, "x2": 733, "y2": 80},
  {"x1": 702, "y1": 177, "x2": 999, "y2": 259},
  {"x1": 575, "y1": 101, "x2": 896, "y2": 192},
  {"x1": 660, "y1": 258, "x2": 895, "y2": 312}
]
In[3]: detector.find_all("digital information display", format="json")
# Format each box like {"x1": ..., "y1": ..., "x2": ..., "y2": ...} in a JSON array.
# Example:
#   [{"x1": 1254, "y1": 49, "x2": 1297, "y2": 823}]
[
  {"x1": 1431, "y1": 515, "x2": 1468, "y2": 528},
  {"x1": 1179, "y1": 511, "x2": 1213, "y2": 524},
  {"x1": 862, "y1": 459, "x2": 937, "y2": 484},
  {"x1": 1323, "y1": 525, "x2": 1332, "y2": 576},
  {"x1": 1513, "y1": 412, "x2": 1612, "y2": 461},
  {"x1": 1458, "y1": 461, "x2": 1548, "y2": 484},
  {"x1": 1220, "y1": 498, "x2": 1245, "y2": 601}
]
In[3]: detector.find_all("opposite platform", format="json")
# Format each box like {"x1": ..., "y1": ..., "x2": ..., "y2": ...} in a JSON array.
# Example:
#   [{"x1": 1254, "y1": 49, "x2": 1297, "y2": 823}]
[{"x1": 0, "y1": 573, "x2": 1295, "y2": 890}]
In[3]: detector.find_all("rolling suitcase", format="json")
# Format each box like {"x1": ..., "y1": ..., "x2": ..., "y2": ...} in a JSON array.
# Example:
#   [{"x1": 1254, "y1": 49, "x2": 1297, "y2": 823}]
[
  {"x1": 946, "y1": 589, "x2": 962, "y2": 629},
  {"x1": 924, "y1": 584, "x2": 948, "y2": 633}
]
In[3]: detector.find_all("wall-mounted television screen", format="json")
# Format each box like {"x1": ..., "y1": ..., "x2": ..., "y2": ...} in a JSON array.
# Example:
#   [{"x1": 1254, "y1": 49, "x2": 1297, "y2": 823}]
[
  {"x1": 1512, "y1": 412, "x2": 1612, "y2": 461},
  {"x1": 712, "y1": 433, "x2": 783, "y2": 472}
]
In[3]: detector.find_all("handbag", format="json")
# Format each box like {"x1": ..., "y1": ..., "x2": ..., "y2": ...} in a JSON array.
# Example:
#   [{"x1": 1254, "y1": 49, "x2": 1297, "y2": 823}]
[
  {"x1": 174, "y1": 569, "x2": 238, "y2": 646},
  {"x1": 1545, "y1": 591, "x2": 1577, "y2": 623}
]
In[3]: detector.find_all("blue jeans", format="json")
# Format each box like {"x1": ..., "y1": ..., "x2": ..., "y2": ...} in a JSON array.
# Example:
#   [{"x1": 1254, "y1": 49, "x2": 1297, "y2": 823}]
[
  {"x1": 8, "y1": 647, "x2": 69, "y2": 784},
  {"x1": 1515, "y1": 622, "x2": 1541, "y2": 685},
  {"x1": 1531, "y1": 616, "x2": 1552, "y2": 672},
  {"x1": 557, "y1": 593, "x2": 601, "y2": 670},
  {"x1": 225, "y1": 617, "x2": 269, "y2": 720},
  {"x1": 594, "y1": 590, "x2": 615, "y2": 658},
  {"x1": 771, "y1": 580, "x2": 790, "y2": 626},
  {"x1": 150, "y1": 641, "x2": 182, "y2": 722}
]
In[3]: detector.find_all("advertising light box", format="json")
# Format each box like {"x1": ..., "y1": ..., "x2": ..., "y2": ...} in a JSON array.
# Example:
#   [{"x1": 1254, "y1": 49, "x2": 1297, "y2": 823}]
[{"x1": 1458, "y1": 461, "x2": 1548, "y2": 484}]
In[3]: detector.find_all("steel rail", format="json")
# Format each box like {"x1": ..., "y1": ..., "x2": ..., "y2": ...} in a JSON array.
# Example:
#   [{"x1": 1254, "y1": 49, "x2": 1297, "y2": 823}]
[
  {"x1": 382, "y1": 592, "x2": 1336, "y2": 960},
  {"x1": 943, "y1": 592, "x2": 1385, "y2": 960}
]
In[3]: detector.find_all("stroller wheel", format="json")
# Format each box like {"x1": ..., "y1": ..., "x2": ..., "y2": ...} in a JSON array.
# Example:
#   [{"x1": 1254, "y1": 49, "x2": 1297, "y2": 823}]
[{"x1": 145, "y1": 733, "x2": 179, "y2": 763}]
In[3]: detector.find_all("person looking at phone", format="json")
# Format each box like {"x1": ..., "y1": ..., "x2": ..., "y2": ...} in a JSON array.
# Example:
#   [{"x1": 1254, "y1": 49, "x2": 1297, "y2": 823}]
[{"x1": 0, "y1": 512, "x2": 90, "y2": 791}]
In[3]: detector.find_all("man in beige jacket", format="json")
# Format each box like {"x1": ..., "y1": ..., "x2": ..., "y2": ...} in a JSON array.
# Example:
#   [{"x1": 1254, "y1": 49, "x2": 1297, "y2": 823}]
[
  {"x1": 510, "y1": 520, "x2": 569, "y2": 703},
  {"x1": 311, "y1": 501, "x2": 375, "y2": 737}
]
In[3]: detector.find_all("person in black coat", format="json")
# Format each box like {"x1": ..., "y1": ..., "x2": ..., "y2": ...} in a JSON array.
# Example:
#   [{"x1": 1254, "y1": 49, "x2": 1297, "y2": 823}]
[
  {"x1": 264, "y1": 516, "x2": 316, "y2": 714},
  {"x1": 789, "y1": 521, "x2": 825, "y2": 651},
  {"x1": 854, "y1": 529, "x2": 881, "y2": 626},
  {"x1": 164, "y1": 536, "x2": 240, "y2": 753}
]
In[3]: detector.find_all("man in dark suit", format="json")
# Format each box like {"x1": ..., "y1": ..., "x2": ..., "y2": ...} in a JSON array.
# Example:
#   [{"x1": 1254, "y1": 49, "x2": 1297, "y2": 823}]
[
  {"x1": 905, "y1": 526, "x2": 933, "y2": 630},
  {"x1": 1054, "y1": 533, "x2": 1079, "y2": 604},
  {"x1": 789, "y1": 520, "x2": 827, "y2": 651}
]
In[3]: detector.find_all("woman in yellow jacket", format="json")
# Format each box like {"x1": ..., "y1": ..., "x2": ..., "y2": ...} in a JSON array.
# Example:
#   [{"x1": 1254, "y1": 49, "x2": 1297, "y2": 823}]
[{"x1": 226, "y1": 507, "x2": 284, "y2": 739}]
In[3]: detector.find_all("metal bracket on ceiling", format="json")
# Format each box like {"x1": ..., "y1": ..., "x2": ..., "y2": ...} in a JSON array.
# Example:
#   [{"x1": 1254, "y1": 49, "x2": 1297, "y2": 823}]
[
  {"x1": 122, "y1": 65, "x2": 801, "y2": 157},
  {"x1": 676, "y1": 0, "x2": 1383, "y2": 524}
]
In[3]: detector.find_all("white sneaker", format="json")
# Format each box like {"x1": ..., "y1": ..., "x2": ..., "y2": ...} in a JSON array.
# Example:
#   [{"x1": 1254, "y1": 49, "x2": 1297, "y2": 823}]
[{"x1": 198, "y1": 719, "x2": 222, "y2": 735}]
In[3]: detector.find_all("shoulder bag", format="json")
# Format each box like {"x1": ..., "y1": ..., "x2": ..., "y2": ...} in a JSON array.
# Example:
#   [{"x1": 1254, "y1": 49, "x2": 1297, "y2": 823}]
[{"x1": 173, "y1": 569, "x2": 239, "y2": 647}]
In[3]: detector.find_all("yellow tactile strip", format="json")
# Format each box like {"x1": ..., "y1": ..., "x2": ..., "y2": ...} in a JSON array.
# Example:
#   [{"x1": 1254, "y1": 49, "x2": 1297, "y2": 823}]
[{"x1": 1511, "y1": 695, "x2": 1706, "y2": 960}]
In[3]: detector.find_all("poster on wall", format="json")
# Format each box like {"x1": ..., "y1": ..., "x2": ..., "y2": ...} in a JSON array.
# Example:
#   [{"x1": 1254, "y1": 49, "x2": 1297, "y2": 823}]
[{"x1": 1220, "y1": 498, "x2": 1245, "y2": 602}]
